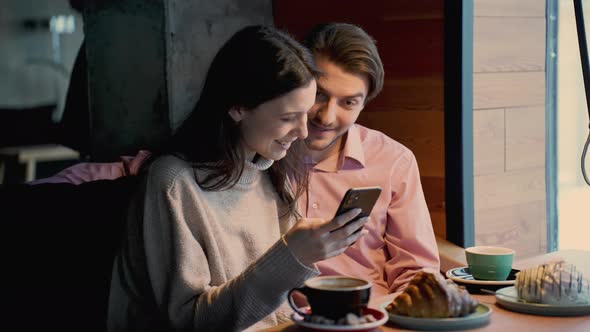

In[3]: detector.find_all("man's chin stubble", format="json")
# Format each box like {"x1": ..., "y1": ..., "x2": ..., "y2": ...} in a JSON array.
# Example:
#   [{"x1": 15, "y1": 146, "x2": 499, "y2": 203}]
[{"x1": 304, "y1": 136, "x2": 339, "y2": 152}]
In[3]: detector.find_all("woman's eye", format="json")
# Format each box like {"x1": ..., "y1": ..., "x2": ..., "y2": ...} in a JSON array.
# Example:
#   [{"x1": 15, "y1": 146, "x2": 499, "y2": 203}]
[{"x1": 281, "y1": 116, "x2": 296, "y2": 122}]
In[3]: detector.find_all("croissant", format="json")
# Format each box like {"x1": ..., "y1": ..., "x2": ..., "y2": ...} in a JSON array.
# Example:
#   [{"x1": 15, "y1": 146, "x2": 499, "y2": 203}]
[
  {"x1": 386, "y1": 269, "x2": 478, "y2": 318},
  {"x1": 515, "y1": 261, "x2": 590, "y2": 305}
]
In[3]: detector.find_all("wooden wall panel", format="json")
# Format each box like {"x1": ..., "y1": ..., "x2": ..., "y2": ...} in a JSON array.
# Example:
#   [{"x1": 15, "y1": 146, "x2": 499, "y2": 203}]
[
  {"x1": 421, "y1": 176, "x2": 446, "y2": 239},
  {"x1": 380, "y1": 0, "x2": 444, "y2": 21},
  {"x1": 357, "y1": 110, "x2": 445, "y2": 178},
  {"x1": 374, "y1": 19, "x2": 443, "y2": 78},
  {"x1": 474, "y1": 168, "x2": 546, "y2": 211},
  {"x1": 370, "y1": 77, "x2": 444, "y2": 112},
  {"x1": 540, "y1": 211, "x2": 547, "y2": 253},
  {"x1": 475, "y1": 0, "x2": 545, "y2": 17},
  {"x1": 474, "y1": 17, "x2": 545, "y2": 73},
  {"x1": 473, "y1": 109, "x2": 505, "y2": 175},
  {"x1": 474, "y1": 72, "x2": 545, "y2": 109},
  {"x1": 475, "y1": 200, "x2": 547, "y2": 259},
  {"x1": 505, "y1": 106, "x2": 545, "y2": 170},
  {"x1": 473, "y1": 0, "x2": 547, "y2": 257},
  {"x1": 275, "y1": 0, "x2": 445, "y2": 23},
  {"x1": 430, "y1": 209, "x2": 446, "y2": 239},
  {"x1": 274, "y1": 1, "x2": 443, "y2": 79}
]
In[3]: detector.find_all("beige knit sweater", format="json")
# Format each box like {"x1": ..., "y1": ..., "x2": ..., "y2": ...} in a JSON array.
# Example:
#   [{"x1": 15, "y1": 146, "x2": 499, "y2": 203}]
[{"x1": 107, "y1": 155, "x2": 318, "y2": 331}]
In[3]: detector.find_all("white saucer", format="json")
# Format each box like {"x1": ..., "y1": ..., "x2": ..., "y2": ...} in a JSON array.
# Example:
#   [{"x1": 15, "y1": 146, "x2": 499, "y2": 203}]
[
  {"x1": 446, "y1": 266, "x2": 516, "y2": 286},
  {"x1": 495, "y1": 286, "x2": 590, "y2": 316},
  {"x1": 290, "y1": 307, "x2": 388, "y2": 332}
]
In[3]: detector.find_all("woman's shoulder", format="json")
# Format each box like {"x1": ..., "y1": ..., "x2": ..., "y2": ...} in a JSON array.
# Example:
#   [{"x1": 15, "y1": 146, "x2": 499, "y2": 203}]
[{"x1": 147, "y1": 154, "x2": 195, "y2": 188}]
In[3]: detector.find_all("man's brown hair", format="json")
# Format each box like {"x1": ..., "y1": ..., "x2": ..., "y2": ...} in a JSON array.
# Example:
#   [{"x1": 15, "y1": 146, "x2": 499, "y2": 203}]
[{"x1": 304, "y1": 23, "x2": 384, "y2": 103}]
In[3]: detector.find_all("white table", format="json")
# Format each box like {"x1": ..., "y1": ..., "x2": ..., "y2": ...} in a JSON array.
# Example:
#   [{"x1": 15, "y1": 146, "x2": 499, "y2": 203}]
[{"x1": 0, "y1": 144, "x2": 79, "y2": 182}]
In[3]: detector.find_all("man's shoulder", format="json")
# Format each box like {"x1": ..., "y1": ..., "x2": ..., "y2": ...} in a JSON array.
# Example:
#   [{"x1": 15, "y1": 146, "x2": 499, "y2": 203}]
[{"x1": 355, "y1": 124, "x2": 413, "y2": 159}]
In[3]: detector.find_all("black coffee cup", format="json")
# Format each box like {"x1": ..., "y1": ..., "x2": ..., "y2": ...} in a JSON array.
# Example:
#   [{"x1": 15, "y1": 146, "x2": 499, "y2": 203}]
[{"x1": 287, "y1": 276, "x2": 372, "y2": 320}]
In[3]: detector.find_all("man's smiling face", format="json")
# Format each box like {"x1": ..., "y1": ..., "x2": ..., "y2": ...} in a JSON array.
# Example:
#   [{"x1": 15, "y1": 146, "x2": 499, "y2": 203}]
[{"x1": 305, "y1": 56, "x2": 369, "y2": 162}]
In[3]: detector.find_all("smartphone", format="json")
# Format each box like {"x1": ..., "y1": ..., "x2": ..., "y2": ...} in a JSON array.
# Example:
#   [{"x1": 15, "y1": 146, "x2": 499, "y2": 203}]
[{"x1": 334, "y1": 186, "x2": 382, "y2": 223}]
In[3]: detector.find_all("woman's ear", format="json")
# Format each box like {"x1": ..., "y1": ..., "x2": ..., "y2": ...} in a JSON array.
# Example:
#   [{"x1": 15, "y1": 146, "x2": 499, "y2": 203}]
[{"x1": 228, "y1": 106, "x2": 246, "y2": 122}]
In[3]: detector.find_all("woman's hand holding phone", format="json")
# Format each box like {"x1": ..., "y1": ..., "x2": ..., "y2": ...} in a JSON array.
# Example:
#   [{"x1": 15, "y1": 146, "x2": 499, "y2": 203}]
[{"x1": 283, "y1": 209, "x2": 369, "y2": 267}]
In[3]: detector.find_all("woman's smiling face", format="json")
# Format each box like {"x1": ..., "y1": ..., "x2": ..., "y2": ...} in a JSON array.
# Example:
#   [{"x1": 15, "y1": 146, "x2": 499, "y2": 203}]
[{"x1": 233, "y1": 79, "x2": 316, "y2": 161}]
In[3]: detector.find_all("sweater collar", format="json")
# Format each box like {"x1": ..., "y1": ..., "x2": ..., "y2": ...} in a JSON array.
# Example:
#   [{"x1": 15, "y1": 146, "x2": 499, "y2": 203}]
[{"x1": 238, "y1": 156, "x2": 274, "y2": 185}]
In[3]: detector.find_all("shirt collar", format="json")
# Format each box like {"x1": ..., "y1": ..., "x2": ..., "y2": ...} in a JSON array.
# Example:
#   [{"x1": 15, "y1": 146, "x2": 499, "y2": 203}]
[{"x1": 309, "y1": 124, "x2": 366, "y2": 172}]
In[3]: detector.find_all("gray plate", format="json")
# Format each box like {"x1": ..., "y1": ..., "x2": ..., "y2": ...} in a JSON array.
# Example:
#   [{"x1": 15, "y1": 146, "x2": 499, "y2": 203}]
[
  {"x1": 291, "y1": 307, "x2": 389, "y2": 331},
  {"x1": 386, "y1": 303, "x2": 492, "y2": 331},
  {"x1": 495, "y1": 286, "x2": 590, "y2": 316}
]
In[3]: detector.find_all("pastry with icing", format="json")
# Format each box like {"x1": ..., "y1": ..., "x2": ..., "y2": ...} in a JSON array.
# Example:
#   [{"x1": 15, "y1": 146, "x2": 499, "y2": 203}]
[{"x1": 515, "y1": 261, "x2": 590, "y2": 305}]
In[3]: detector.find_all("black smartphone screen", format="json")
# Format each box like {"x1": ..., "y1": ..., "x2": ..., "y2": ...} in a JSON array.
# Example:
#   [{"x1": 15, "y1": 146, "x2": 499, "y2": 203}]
[{"x1": 334, "y1": 186, "x2": 382, "y2": 220}]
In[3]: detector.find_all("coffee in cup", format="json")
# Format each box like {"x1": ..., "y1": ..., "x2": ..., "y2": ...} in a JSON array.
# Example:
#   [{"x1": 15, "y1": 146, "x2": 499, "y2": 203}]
[
  {"x1": 287, "y1": 276, "x2": 371, "y2": 320},
  {"x1": 465, "y1": 246, "x2": 514, "y2": 280}
]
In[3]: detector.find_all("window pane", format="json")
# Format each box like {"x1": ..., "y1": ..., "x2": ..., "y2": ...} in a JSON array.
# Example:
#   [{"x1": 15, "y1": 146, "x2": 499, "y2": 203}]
[{"x1": 557, "y1": 0, "x2": 590, "y2": 250}]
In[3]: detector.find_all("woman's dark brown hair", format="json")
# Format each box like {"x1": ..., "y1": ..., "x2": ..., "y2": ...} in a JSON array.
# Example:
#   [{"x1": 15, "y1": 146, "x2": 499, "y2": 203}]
[{"x1": 170, "y1": 25, "x2": 319, "y2": 219}]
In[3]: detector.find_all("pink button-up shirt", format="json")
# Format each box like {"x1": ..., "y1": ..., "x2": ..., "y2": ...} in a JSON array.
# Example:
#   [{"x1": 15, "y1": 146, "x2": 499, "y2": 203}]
[
  {"x1": 28, "y1": 150, "x2": 152, "y2": 185},
  {"x1": 299, "y1": 124, "x2": 440, "y2": 303}
]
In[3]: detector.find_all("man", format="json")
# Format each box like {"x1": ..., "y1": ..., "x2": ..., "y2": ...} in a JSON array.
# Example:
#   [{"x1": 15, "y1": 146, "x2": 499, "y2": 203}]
[{"x1": 300, "y1": 23, "x2": 440, "y2": 304}]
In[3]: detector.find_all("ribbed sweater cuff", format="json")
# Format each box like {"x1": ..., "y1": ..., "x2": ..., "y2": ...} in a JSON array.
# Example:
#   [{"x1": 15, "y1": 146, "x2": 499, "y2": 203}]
[
  {"x1": 235, "y1": 240, "x2": 319, "y2": 328},
  {"x1": 259, "y1": 239, "x2": 320, "y2": 284}
]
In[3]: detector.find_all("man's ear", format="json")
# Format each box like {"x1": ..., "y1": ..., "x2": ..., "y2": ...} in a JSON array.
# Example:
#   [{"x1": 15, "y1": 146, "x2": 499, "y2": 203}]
[{"x1": 228, "y1": 106, "x2": 246, "y2": 122}]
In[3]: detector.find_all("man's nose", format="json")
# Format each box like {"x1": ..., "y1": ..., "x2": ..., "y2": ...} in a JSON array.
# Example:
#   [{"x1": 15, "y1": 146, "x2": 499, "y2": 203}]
[{"x1": 314, "y1": 99, "x2": 337, "y2": 126}]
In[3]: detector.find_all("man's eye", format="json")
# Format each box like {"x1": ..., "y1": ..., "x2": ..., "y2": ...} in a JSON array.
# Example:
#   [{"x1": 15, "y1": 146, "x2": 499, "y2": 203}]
[{"x1": 345, "y1": 99, "x2": 358, "y2": 107}]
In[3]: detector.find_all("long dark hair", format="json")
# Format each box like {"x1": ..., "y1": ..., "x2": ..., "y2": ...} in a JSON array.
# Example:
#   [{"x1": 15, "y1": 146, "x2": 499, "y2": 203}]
[{"x1": 170, "y1": 25, "x2": 319, "y2": 220}]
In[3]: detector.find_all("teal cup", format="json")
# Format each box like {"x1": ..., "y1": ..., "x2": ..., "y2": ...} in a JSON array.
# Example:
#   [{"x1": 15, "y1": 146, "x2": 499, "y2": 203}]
[{"x1": 465, "y1": 246, "x2": 514, "y2": 280}]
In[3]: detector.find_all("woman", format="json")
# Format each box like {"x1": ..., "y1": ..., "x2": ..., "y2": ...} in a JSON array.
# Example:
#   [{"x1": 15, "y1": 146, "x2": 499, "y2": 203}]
[{"x1": 107, "y1": 25, "x2": 368, "y2": 331}]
